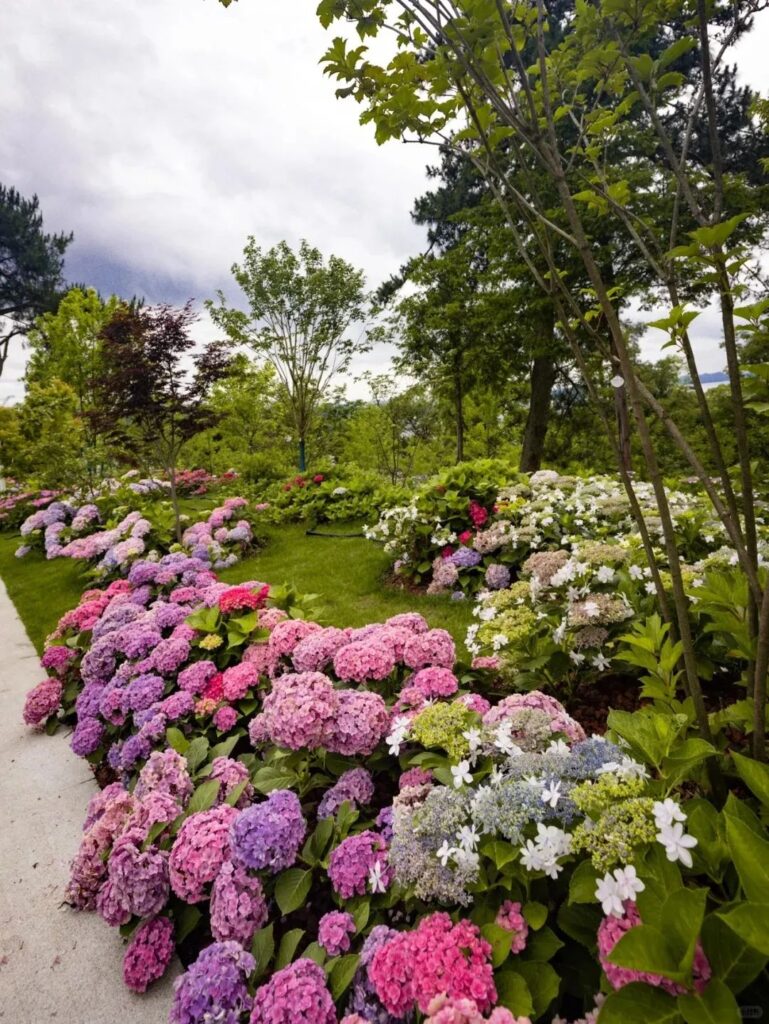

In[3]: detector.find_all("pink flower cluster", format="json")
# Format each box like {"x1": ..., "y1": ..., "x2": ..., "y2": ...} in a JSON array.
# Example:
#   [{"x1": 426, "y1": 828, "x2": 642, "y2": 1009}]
[
  {"x1": 318, "y1": 910, "x2": 356, "y2": 955},
  {"x1": 210, "y1": 861, "x2": 268, "y2": 945},
  {"x1": 169, "y1": 805, "x2": 239, "y2": 903},
  {"x1": 123, "y1": 916, "x2": 176, "y2": 993},
  {"x1": 495, "y1": 901, "x2": 529, "y2": 954},
  {"x1": 426, "y1": 995, "x2": 525, "y2": 1024},
  {"x1": 369, "y1": 913, "x2": 497, "y2": 1017},
  {"x1": 483, "y1": 692, "x2": 586, "y2": 744},
  {"x1": 250, "y1": 958, "x2": 336, "y2": 1024},
  {"x1": 328, "y1": 831, "x2": 391, "y2": 898},
  {"x1": 22, "y1": 677, "x2": 63, "y2": 727}
]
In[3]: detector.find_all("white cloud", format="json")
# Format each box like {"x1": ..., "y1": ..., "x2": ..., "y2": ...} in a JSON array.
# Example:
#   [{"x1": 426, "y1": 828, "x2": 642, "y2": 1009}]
[{"x1": 0, "y1": 1, "x2": 767, "y2": 404}]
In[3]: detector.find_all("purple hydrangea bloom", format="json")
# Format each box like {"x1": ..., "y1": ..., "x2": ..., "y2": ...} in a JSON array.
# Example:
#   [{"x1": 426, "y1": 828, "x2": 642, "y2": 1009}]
[
  {"x1": 169, "y1": 941, "x2": 255, "y2": 1024},
  {"x1": 100, "y1": 826, "x2": 169, "y2": 921},
  {"x1": 125, "y1": 673, "x2": 165, "y2": 712},
  {"x1": 317, "y1": 768, "x2": 374, "y2": 820},
  {"x1": 210, "y1": 861, "x2": 267, "y2": 945},
  {"x1": 230, "y1": 790, "x2": 306, "y2": 874},
  {"x1": 451, "y1": 547, "x2": 482, "y2": 568},
  {"x1": 71, "y1": 717, "x2": 105, "y2": 756}
]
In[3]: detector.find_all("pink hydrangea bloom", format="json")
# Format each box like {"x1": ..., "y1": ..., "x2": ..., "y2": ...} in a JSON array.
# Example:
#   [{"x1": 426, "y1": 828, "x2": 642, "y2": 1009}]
[
  {"x1": 178, "y1": 660, "x2": 218, "y2": 695},
  {"x1": 598, "y1": 901, "x2": 711, "y2": 995},
  {"x1": 221, "y1": 662, "x2": 258, "y2": 701},
  {"x1": 318, "y1": 911, "x2": 356, "y2": 956},
  {"x1": 22, "y1": 677, "x2": 63, "y2": 727},
  {"x1": 100, "y1": 825, "x2": 169, "y2": 922},
  {"x1": 471, "y1": 656, "x2": 501, "y2": 671},
  {"x1": 135, "y1": 748, "x2": 193, "y2": 807},
  {"x1": 328, "y1": 831, "x2": 391, "y2": 899},
  {"x1": 425, "y1": 995, "x2": 523, "y2": 1024},
  {"x1": 399, "y1": 767, "x2": 433, "y2": 790},
  {"x1": 333, "y1": 638, "x2": 397, "y2": 683},
  {"x1": 67, "y1": 790, "x2": 137, "y2": 909},
  {"x1": 403, "y1": 629, "x2": 456, "y2": 670},
  {"x1": 258, "y1": 607, "x2": 289, "y2": 630},
  {"x1": 250, "y1": 958, "x2": 336, "y2": 1024},
  {"x1": 214, "y1": 705, "x2": 238, "y2": 732},
  {"x1": 326, "y1": 690, "x2": 389, "y2": 756},
  {"x1": 385, "y1": 612, "x2": 429, "y2": 633},
  {"x1": 369, "y1": 913, "x2": 496, "y2": 1017},
  {"x1": 456, "y1": 693, "x2": 491, "y2": 716},
  {"x1": 292, "y1": 627, "x2": 349, "y2": 673},
  {"x1": 483, "y1": 691, "x2": 586, "y2": 744},
  {"x1": 495, "y1": 901, "x2": 529, "y2": 954},
  {"x1": 169, "y1": 805, "x2": 239, "y2": 903},
  {"x1": 410, "y1": 667, "x2": 459, "y2": 699},
  {"x1": 123, "y1": 916, "x2": 176, "y2": 992},
  {"x1": 210, "y1": 757, "x2": 254, "y2": 808},
  {"x1": 268, "y1": 618, "x2": 322, "y2": 660},
  {"x1": 242, "y1": 643, "x2": 274, "y2": 676},
  {"x1": 256, "y1": 672, "x2": 339, "y2": 750},
  {"x1": 210, "y1": 861, "x2": 267, "y2": 945}
]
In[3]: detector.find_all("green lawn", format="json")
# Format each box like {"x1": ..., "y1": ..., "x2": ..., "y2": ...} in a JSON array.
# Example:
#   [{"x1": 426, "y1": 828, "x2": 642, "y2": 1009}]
[{"x1": 0, "y1": 522, "x2": 474, "y2": 656}]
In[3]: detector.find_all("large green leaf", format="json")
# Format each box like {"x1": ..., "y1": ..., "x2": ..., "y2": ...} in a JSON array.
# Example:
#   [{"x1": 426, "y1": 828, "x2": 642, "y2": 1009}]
[
  {"x1": 700, "y1": 915, "x2": 768, "y2": 994},
  {"x1": 185, "y1": 779, "x2": 221, "y2": 816},
  {"x1": 494, "y1": 969, "x2": 534, "y2": 1017},
  {"x1": 660, "y1": 888, "x2": 706, "y2": 973},
  {"x1": 512, "y1": 961, "x2": 559, "y2": 1017},
  {"x1": 731, "y1": 752, "x2": 769, "y2": 808},
  {"x1": 598, "y1": 983, "x2": 682, "y2": 1023},
  {"x1": 185, "y1": 735, "x2": 210, "y2": 774},
  {"x1": 717, "y1": 903, "x2": 769, "y2": 956},
  {"x1": 481, "y1": 923, "x2": 514, "y2": 967},
  {"x1": 275, "y1": 868, "x2": 313, "y2": 915},
  {"x1": 724, "y1": 812, "x2": 769, "y2": 901},
  {"x1": 328, "y1": 954, "x2": 359, "y2": 1000},
  {"x1": 251, "y1": 923, "x2": 275, "y2": 980},
  {"x1": 677, "y1": 979, "x2": 741, "y2": 1024},
  {"x1": 275, "y1": 928, "x2": 305, "y2": 969},
  {"x1": 607, "y1": 925, "x2": 686, "y2": 984}
]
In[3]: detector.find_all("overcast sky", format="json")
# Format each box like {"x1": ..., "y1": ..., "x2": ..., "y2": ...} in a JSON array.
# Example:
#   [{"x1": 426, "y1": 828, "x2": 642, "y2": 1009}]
[{"x1": 1, "y1": 0, "x2": 767, "y2": 405}]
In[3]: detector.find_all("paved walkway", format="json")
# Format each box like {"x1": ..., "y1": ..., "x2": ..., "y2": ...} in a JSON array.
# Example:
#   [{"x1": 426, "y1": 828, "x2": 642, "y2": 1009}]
[{"x1": 0, "y1": 578, "x2": 178, "y2": 1023}]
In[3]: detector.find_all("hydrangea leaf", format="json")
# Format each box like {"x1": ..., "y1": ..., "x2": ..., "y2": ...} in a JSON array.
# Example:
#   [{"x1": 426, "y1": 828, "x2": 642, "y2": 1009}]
[
  {"x1": 598, "y1": 982, "x2": 682, "y2": 1023},
  {"x1": 275, "y1": 868, "x2": 313, "y2": 915},
  {"x1": 677, "y1": 979, "x2": 741, "y2": 1024}
]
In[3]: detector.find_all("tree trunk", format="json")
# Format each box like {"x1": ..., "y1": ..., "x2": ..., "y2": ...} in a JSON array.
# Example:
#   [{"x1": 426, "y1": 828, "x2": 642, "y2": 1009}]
[
  {"x1": 609, "y1": 335, "x2": 632, "y2": 475},
  {"x1": 519, "y1": 354, "x2": 556, "y2": 472},
  {"x1": 168, "y1": 465, "x2": 182, "y2": 544},
  {"x1": 453, "y1": 360, "x2": 465, "y2": 463},
  {"x1": 298, "y1": 438, "x2": 306, "y2": 472}
]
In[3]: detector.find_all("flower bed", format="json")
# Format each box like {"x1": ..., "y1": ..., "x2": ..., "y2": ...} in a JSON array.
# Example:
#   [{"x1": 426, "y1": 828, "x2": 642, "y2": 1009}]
[
  {"x1": 20, "y1": 540, "x2": 769, "y2": 1022},
  {"x1": 254, "y1": 470, "x2": 407, "y2": 527}
]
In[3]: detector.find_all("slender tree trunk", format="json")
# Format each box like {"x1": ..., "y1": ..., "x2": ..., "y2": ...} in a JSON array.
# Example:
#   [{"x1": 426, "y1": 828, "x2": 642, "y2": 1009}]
[
  {"x1": 298, "y1": 438, "x2": 306, "y2": 472},
  {"x1": 168, "y1": 464, "x2": 182, "y2": 544},
  {"x1": 453, "y1": 358, "x2": 465, "y2": 463},
  {"x1": 519, "y1": 354, "x2": 556, "y2": 472}
]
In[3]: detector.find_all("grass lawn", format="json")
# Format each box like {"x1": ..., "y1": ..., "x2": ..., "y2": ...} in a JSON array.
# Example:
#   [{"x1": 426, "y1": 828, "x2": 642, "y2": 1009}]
[{"x1": 0, "y1": 521, "x2": 474, "y2": 656}]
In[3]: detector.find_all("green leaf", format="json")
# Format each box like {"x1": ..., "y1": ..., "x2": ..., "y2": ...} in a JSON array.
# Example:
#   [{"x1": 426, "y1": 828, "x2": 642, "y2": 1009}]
[
  {"x1": 677, "y1": 979, "x2": 741, "y2": 1024},
  {"x1": 302, "y1": 940, "x2": 326, "y2": 966},
  {"x1": 607, "y1": 925, "x2": 686, "y2": 983},
  {"x1": 598, "y1": 983, "x2": 682, "y2": 1023},
  {"x1": 185, "y1": 779, "x2": 221, "y2": 816},
  {"x1": 251, "y1": 766, "x2": 297, "y2": 794},
  {"x1": 481, "y1": 922, "x2": 514, "y2": 967},
  {"x1": 349, "y1": 897, "x2": 370, "y2": 934},
  {"x1": 166, "y1": 727, "x2": 189, "y2": 755},
  {"x1": 275, "y1": 868, "x2": 313, "y2": 915},
  {"x1": 724, "y1": 812, "x2": 769, "y2": 901},
  {"x1": 275, "y1": 928, "x2": 305, "y2": 969},
  {"x1": 524, "y1": 925, "x2": 564, "y2": 962},
  {"x1": 522, "y1": 901, "x2": 548, "y2": 930},
  {"x1": 512, "y1": 961, "x2": 559, "y2": 1017},
  {"x1": 717, "y1": 903, "x2": 769, "y2": 956},
  {"x1": 185, "y1": 735, "x2": 210, "y2": 774},
  {"x1": 328, "y1": 954, "x2": 359, "y2": 1000},
  {"x1": 660, "y1": 888, "x2": 706, "y2": 972},
  {"x1": 302, "y1": 816, "x2": 335, "y2": 866},
  {"x1": 209, "y1": 735, "x2": 239, "y2": 760},
  {"x1": 175, "y1": 904, "x2": 201, "y2": 943},
  {"x1": 731, "y1": 752, "x2": 769, "y2": 808},
  {"x1": 481, "y1": 838, "x2": 517, "y2": 870},
  {"x1": 225, "y1": 780, "x2": 248, "y2": 807},
  {"x1": 701, "y1": 914, "x2": 768, "y2": 994},
  {"x1": 251, "y1": 923, "x2": 275, "y2": 980},
  {"x1": 494, "y1": 969, "x2": 534, "y2": 1017},
  {"x1": 569, "y1": 859, "x2": 600, "y2": 903}
]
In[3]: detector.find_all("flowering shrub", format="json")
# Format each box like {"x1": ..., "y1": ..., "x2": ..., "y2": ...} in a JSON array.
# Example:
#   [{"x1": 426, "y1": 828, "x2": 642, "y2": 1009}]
[
  {"x1": 17, "y1": 507, "x2": 769, "y2": 1024},
  {"x1": 253, "y1": 469, "x2": 407, "y2": 526}
]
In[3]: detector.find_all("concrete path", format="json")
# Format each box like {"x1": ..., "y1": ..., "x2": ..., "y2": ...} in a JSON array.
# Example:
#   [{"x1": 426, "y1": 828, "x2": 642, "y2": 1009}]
[{"x1": 0, "y1": 577, "x2": 178, "y2": 1023}]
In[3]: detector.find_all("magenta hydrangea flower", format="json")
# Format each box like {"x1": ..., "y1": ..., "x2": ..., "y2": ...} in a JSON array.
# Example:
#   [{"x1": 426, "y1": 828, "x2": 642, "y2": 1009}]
[
  {"x1": 221, "y1": 662, "x2": 258, "y2": 701},
  {"x1": 317, "y1": 768, "x2": 374, "y2": 819},
  {"x1": 169, "y1": 805, "x2": 239, "y2": 903},
  {"x1": 214, "y1": 705, "x2": 238, "y2": 732},
  {"x1": 100, "y1": 825, "x2": 170, "y2": 922},
  {"x1": 598, "y1": 901, "x2": 711, "y2": 995},
  {"x1": 292, "y1": 627, "x2": 349, "y2": 673},
  {"x1": 326, "y1": 690, "x2": 389, "y2": 756},
  {"x1": 402, "y1": 629, "x2": 456, "y2": 670},
  {"x1": 399, "y1": 766, "x2": 433, "y2": 791},
  {"x1": 250, "y1": 958, "x2": 336, "y2": 1024},
  {"x1": 410, "y1": 667, "x2": 459, "y2": 699},
  {"x1": 457, "y1": 692, "x2": 492, "y2": 716},
  {"x1": 328, "y1": 831, "x2": 391, "y2": 899},
  {"x1": 67, "y1": 790, "x2": 137, "y2": 910},
  {"x1": 268, "y1": 618, "x2": 322, "y2": 660},
  {"x1": 170, "y1": 941, "x2": 255, "y2": 1024},
  {"x1": 178, "y1": 660, "x2": 218, "y2": 695},
  {"x1": 369, "y1": 913, "x2": 496, "y2": 1017},
  {"x1": 333, "y1": 639, "x2": 397, "y2": 683},
  {"x1": 123, "y1": 916, "x2": 176, "y2": 993},
  {"x1": 40, "y1": 644, "x2": 76, "y2": 675},
  {"x1": 318, "y1": 911, "x2": 356, "y2": 956},
  {"x1": 210, "y1": 757, "x2": 254, "y2": 808},
  {"x1": 425, "y1": 995, "x2": 520, "y2": 1024},
  {"x1": 255, "y1": 672, "x2": 339, "y2": 750},
  {"x1": 495, "y1": 901, "x2": 529, "y2": 954},
  {"x1": 135, "y1": 748, "x2": 193, "y2": 807},
  {"x1": 210, "y1": 860, "x2": 268, "y2": 945},
  {"x1": 22, "y1": 677, "x2": 63, "y2": 728},
  {"x1": 230, "y1": 790, "x2": 306, "y2": 873}
]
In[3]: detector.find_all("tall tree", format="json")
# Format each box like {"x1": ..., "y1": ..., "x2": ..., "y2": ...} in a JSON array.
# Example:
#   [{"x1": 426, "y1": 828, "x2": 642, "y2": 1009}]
[
  {"x1": 0, "y1": 185, "x2": 72, "y2": 377},
  {"x1": 208, "y1": 239, "x2": 369, "y2": 471},
  {"x1": 95, "y1": 303, "x2": 231, "y2": 540}
]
